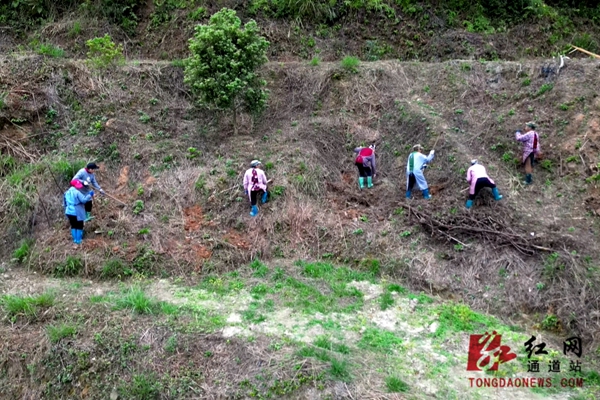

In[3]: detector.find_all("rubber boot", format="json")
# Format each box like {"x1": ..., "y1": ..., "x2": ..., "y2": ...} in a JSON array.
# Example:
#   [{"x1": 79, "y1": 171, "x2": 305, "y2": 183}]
[
  {"x1": 261, "y1": 191, "x2": 268, "y2": 204},
  {"x1": 525, "y1": 174, "x2": 532, "y2": 185},
  {"x1": 71, "y1": 229, "x2": 78, "y2": 243},
  {"x1": 250, "y1": 205, "x2": 258, "y2": 217},
  {"x1": 465, "y1": 199, "x2": 473, "y2": 209},
  {"x1": 422, "y1": 189, "x2": 431, "y2": 200},
  {"x1": 367, "y1": 176, "x2": 373, "y2": 188},
  {"x1": 406, "y1": 190, "x2": 412, "y2": 199},
  {"x1": 492, "y1": 187, "x2": 503, "y2": 201},
  {"x1": 76, "y1": 229, "x2": 84, "y2": 244},
  {"x1": 358, "y1": 177, "x2": 365, "y2": 189},
  {"x1": 85, "y1": 211, "x2": 94, "y2": 222}
]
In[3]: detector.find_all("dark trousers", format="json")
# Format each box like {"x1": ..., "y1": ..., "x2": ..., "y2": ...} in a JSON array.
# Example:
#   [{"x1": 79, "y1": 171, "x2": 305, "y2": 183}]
[
  {"x1": 250, "y1": 190, "x2": 265, "y2": 206},
  {"x1": 85, "y1": 201, "x2": 92, "y2": 212},
  {"x1": 524, "y1": 152, "x2": 535, "y2": 174},
  {"x1": 355, "y1": 162, "x2": 372, "y2": 178},
  {"x1": 67, "y1": 215, "x2": 84, "y2": 229},
  {"x1": 407, "y1": 173, "x2": 416, "y2": 191},
  {"x1": 468, "y1": 178, "x2": 496, "y2": 200}
]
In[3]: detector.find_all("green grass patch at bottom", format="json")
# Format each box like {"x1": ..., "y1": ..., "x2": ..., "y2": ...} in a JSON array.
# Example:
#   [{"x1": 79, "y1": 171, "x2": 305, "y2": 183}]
[{"x1": 358, "y1": 328, "x2": 403, "y2": 352}]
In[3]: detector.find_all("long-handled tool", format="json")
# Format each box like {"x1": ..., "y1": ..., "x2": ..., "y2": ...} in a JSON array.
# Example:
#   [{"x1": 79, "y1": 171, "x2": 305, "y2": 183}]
[
  {"x1": 102, "y1": 192, "x2": 128, "y2": 206},
  {"x1": 431, "y1": 132, "x2": 443, "y2": 150}
]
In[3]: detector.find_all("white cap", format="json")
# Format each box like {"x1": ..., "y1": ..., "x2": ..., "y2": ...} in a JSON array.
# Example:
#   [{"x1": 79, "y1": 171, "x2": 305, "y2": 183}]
[
  {"x1": 369, "y1": 144, "x2": 376, "y2": 149},
  {"x1": 413, "y1": 144, "x2": 423, "y2": 150},
  {"x1": 250, "y1": 160, "x2": 261, "y2": 167},
  {"x1": 471, "y1": 159, "x2": 478, "y2": 165}
]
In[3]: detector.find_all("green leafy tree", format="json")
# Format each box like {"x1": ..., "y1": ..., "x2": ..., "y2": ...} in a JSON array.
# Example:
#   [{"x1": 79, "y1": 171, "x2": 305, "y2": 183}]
[{"x1": 184, "y1": 8, "x2": 270, "y2": 135}]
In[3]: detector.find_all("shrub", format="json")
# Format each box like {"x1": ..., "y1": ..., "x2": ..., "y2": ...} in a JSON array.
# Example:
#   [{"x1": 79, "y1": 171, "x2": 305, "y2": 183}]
[
  {"x1": 184, "y1": 8, "x2": 270, "y2": 135},
  {"x1": 86, "y1": 34, "x2": 125, "y2": 68}
]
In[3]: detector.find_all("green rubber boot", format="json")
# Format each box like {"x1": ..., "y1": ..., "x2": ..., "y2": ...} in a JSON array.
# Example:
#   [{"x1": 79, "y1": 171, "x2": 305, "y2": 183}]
[
  {"x1": 358, "y1": 177, "x2": 365, "y2": 189},
  {"x1": 367, "y1": 176, "x2": 373, "y2": 188},
  {"x1": 85, "y1": 212, "x2": 94, "y2": 222}
]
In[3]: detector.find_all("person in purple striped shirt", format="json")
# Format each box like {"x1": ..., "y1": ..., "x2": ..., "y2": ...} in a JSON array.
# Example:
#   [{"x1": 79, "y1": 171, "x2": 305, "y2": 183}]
[{"x1": 515, "y1": 122, "x2": 541, "y2": 185}]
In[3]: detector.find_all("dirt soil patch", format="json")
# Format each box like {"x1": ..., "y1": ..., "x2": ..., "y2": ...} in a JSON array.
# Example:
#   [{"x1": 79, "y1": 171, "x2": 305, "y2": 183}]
[{"x1": 183, "y1": 205, "x2": 204, "y2": 232}]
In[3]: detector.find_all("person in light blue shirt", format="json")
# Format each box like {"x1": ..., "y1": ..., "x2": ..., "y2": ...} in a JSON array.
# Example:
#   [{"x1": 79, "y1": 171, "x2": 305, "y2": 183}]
[
  {"x1": 406, "y1": 144, "x2": 435, "y2": 200},
  {"x1": 63, "y1": 180, "x2": 94, "y2": 245},
  {"x1": 72, "y1": 162, "x2": 105, "y2": 221}
]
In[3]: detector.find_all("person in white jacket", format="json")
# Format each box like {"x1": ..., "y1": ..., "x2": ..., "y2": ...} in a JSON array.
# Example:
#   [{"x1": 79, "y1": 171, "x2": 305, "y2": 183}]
[
  {"x1": 406, "y1": 144, "x2": 435, "y2": 199},
  {"x1": 243, "y1": 160, "x2": 268, "y2": 217}
]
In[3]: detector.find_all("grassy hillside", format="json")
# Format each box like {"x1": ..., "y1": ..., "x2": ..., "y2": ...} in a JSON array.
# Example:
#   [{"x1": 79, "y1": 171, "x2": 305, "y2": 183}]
[{"x1": 1, "y1": 1, "x2": 600, "y2": 398}]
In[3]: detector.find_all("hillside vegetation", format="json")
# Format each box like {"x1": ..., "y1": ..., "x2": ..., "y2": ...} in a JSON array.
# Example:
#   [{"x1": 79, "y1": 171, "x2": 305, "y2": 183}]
[{"x1": 1, "y1": 1, "x2": 600, "y2": 399}]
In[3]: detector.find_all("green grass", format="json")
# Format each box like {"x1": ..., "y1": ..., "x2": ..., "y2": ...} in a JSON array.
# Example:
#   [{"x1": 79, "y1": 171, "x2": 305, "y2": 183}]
[
  {"x1": 313, "y1": 335, "x2": 351, "y2": 354},
  {"x1": 50, "y1": 158, "x2": 86, "y2": 182},
  {"x1": 53, "y1": 256, "x2": 84, "y2": 277},
  {"x1": 114, "y1": 287, "x2": 158, "y2": 314},
  {"x1": 47, "y1": 323, "x2": 77, "y2": 343},
  {"x1": 37, "y1": 43, "x2": 64, "y2": 58},
  {"x1": 1, "y1": 291, "x2": 55, "y2": 319},
  {"x1": 536, "y1": 83, "x2": 554, "y2": 97},
  {"x1": 119, "y1": 373, "x2": 162, "y2": 398},
  {"x1": 358, "y1": 328, "x2": 403, "y2": 352},
  {"x1": 340, "y1": 56, "x2": 360, "y2": 73},
  {"x1": 380, "y1": 291, "x2": 394, "y2": 310},
  {"x1": 309, "y1": 56, "x2": 321, "y2": 66},
  {"x1": 12, "y1": 239, "x2": 33, "y2": 263},
  {"x1": 385, "y1": 376, "x2": 409, "y2": 392},
  {"x1": 433, "y1": 303, "x2": 499, "y2": 337},
  {"x1": 250, "y1": 260, "x2": 270, "y2": 278},
  {"x1": 329, "y1": 358, "x2": 352, "y2": 382}
]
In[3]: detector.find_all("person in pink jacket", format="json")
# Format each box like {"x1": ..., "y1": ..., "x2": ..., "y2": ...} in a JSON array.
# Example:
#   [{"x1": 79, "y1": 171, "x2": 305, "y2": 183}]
[
  {"x1": 465, "y1": 160, "x2": 502, "y2": 209},
  {"x1": 515, "y1": 122, "x2": 541, "y2": 185},
  {"x1": 243, "y1": 160, "x2": 268, "y2": 217}
]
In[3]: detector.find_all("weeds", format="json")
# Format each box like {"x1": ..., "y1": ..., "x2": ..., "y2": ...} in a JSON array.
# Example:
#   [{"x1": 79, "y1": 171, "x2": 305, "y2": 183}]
[
  {"x1": 340, "y1": 56, "x2": 360, "y2": 73},
  {"x1": 53, "y1": 256, "x2": 84, "y2": 277},
  {"x1": 47, "y1": 323, "x2": 77, "y2": 343},
  {"x1": 329, "y1": 358, "x2": 352, "y2": 382},
  {"x1": 1, "y1": 292, "x2": 55, "y2": 320},
  {"x1": 380, "y1": 291, "x2": 394, "y2": 310},
  {"x1": 114, "y1": 287, "x2": 158, "y2": 314},
  {"x1": 385, "y1": 376, "x2": 409, "y2": 392},
  {"x1": 37, "y1": 43, "x2": 64, "y2": 58},
  {"x1": 12, "y1": 239, "x2": 33, "y2": 263},
  {"x1": 358, "y1": 328, "x2": 402, "y2": 352},
  {"x1": 536, "y1": 83, "x2": 554, "y2": 97}
]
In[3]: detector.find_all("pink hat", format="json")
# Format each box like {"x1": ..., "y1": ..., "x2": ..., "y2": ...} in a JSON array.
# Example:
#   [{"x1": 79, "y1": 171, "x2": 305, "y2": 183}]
[{"x1": 70, "y1": 179, "x2": 83, "y2": 189}]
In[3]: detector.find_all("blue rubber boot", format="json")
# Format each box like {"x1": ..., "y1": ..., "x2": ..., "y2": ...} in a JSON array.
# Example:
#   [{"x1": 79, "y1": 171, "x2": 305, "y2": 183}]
[
  {"x1": 76, "y1": 229, "x2": 84, "y2": 244},
  {"x1": 367, "y1": 176, "x2": 373, "y2": 188},
  {"x1": 525, "y1": 174, "x2": 532, "y2": 185},
  {"x1": 250, "y1": 205, "x2": 258, "y2": 217},
  {"x1": 422, "y1": 189, "x2": 431, "y2": 200},
  {"x1": 71, "y1": 229, "x2": 77, "y2": 243},
  {"x1": 492, "y1": 187, "x2": 503, "y2": 201},
  {"x1": 358, "y1": 177, "x2": 365, "y2": 189},
  {"x1": 466, "y1": 199, "x2": 473, "y2": 209},
  {"x1": 406, "y1": 190, "x2": 412, "y2": 199},
  {"x1": 261, "y1": 191, "x2": 268, "y2": 204}
]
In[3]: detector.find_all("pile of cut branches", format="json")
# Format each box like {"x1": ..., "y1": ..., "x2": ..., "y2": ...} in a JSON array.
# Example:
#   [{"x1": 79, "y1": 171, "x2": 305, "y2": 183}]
[{"x1": 403, "y1": 202, "x2": 557, "y2": 256}]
